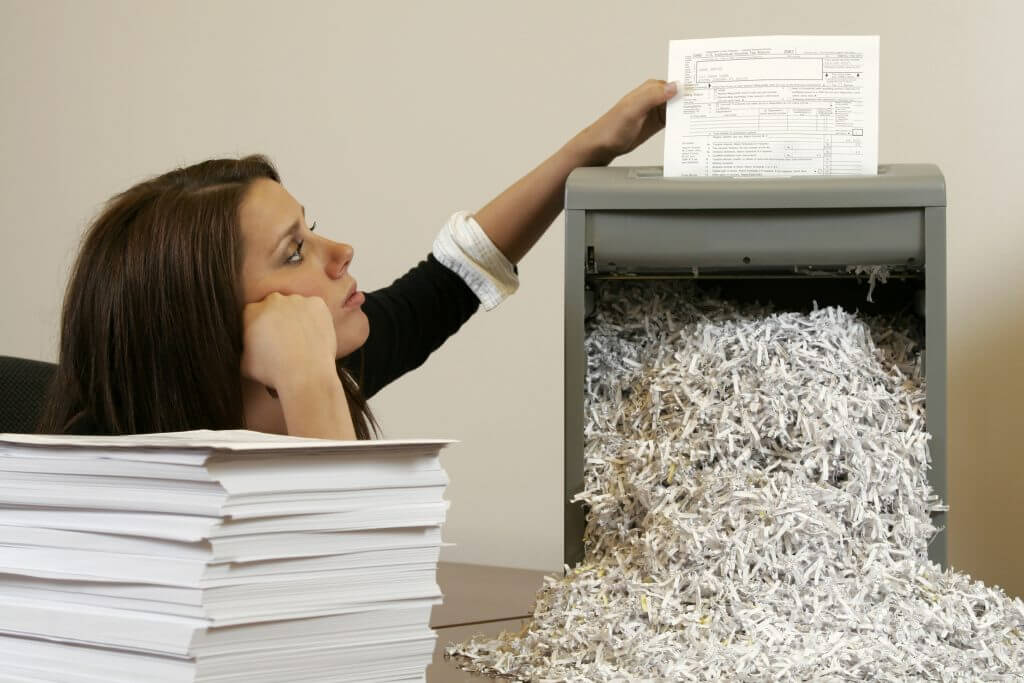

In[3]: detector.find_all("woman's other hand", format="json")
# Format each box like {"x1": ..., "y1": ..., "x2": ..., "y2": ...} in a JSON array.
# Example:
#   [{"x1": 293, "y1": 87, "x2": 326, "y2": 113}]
[
  {"x1": 241, "y1": 292, "x2": 339, "y2": 393},
  {"x1": 575, "y1": 79, "x2": 679, "y2": 166},
  {"x1": 240, "y1": 292, "x2": 355, "y2": 440}
]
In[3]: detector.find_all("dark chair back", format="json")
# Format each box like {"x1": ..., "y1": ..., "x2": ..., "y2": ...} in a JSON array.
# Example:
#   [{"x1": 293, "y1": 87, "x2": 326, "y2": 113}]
[{"x1": 0, "y1": 356, "x2": 57, "y2": 433}]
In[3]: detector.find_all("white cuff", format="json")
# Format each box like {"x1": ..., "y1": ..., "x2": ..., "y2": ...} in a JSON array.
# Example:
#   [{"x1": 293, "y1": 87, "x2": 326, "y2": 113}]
[{"x1": 432, "y1": 211, "x2": 519, "y2": 311}]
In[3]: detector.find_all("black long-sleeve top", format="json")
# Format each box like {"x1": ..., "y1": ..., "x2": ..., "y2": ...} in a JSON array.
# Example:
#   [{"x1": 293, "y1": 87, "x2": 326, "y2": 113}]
[{"x1": 341, "y1": 254, "x2": 480, "y2": 398}]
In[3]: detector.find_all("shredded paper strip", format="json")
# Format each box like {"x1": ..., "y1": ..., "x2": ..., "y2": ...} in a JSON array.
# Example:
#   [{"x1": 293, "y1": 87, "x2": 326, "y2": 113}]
[{"x1": 447, "y1": 282, "x2": 1024, "y2": 681}]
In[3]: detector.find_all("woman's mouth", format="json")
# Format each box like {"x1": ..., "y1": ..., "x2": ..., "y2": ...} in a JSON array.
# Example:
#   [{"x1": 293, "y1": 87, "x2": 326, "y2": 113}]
[{"x1": 343, "y1": 288, "x2": 365, "y2": 309}]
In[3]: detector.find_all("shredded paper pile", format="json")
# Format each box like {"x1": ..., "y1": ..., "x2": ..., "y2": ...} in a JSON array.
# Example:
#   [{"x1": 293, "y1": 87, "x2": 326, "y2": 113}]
[{"x1": 448, "y1": 282, "x2": 1024, "y2": 681}]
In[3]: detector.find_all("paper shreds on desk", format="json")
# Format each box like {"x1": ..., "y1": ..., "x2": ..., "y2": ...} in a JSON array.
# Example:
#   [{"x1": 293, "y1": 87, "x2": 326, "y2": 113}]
[{"x1": 447, "y1": 282, "x2": 1024, "y2": 681}]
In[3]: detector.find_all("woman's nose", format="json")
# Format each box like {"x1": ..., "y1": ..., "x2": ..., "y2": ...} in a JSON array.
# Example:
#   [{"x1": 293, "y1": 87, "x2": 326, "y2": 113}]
[{"x1": 325, "y1": 239, "x2": 354, "y2": 280}]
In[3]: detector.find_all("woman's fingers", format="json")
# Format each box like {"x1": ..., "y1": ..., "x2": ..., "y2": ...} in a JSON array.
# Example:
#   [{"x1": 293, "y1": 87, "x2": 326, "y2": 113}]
[
  {"x1": 586, "y1": 79, "x2": 679, "y2": 158},
  {"x1": 625, "y1": 79, "x2": 676, "y2": 116},
  {"x1": 240, "y1": 292, "x2": 339, "y2": 392}
]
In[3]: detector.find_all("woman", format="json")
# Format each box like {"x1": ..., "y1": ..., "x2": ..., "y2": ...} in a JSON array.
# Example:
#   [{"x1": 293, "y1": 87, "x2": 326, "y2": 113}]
[{"x1": 39, "y1": 80, "x2": 678, "y2": 438}]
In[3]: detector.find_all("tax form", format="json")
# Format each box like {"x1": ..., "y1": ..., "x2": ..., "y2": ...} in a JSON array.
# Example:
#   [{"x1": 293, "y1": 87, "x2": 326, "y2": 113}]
[{"x1": 663, "y1": 36, "x2": 879, "y2": 177}]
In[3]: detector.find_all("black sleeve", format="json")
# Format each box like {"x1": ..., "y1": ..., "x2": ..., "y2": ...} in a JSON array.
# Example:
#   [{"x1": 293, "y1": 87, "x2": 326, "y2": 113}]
[{"x1": 341, "y1": 254, "x2": 481, "y2": 399}]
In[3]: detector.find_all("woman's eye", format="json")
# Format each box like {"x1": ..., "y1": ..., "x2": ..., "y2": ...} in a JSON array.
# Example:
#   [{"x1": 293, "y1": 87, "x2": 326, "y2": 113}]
[
  {"x1": 286, "y1": 239, "x2": 304, "y2": 264},
  {"x1": 284, "y1": 222, "x2": 315, "y2": 264}
]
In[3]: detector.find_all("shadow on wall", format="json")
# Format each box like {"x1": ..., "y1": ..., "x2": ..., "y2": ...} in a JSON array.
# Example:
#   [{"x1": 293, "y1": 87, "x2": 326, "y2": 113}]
[{"x1": 948, "y1": 312, "x2": 1024, "y2": 599}]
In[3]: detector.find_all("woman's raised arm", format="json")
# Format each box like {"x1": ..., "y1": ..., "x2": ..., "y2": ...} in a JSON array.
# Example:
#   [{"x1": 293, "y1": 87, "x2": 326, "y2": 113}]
[{"x1": 474, "y1": 79, "x2": 678, "y2": 265}]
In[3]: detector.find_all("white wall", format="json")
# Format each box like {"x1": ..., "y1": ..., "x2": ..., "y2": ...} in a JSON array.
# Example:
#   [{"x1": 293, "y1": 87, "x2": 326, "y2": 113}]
[{"x1": 2, "y1": 1, "x2": 1021, "y2": 595}]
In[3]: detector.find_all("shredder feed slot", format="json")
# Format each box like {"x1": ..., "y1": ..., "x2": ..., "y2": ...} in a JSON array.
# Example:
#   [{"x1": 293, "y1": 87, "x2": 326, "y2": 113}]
[{"x1": 566, "y1": 164, "x2": 946, "y2": 210}]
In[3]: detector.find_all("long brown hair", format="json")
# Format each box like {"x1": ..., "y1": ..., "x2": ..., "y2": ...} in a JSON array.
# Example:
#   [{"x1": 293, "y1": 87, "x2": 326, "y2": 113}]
[{"x1": 38, "y1": 155, "x2": 378, "y2": 438}]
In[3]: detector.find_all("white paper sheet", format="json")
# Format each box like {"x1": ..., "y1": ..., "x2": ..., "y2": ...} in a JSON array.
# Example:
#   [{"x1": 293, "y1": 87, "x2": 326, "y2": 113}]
[
  {"x1": 663, "y1": 36, "x2": 880, "y2": 177},
  {"x1": 0, "y1": 429, "x2": 454, "y2": 455},
  {"x1": 0, "y1": 526, "x2": 444, "y2": 585}
]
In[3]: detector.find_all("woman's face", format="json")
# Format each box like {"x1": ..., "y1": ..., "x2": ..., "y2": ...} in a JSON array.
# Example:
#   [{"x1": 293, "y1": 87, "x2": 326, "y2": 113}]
[{"x1": 239, "y1": 178, "x2": 369, "y2": 357}]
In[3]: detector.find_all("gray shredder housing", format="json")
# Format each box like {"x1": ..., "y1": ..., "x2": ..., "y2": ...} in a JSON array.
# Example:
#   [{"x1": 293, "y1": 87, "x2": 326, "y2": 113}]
[{"x1": 563, "y1": 164, "x2": 947, "y2": 568}]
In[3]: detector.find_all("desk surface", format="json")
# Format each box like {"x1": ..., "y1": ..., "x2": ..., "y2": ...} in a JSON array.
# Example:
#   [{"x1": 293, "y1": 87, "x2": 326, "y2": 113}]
[{"x1": 428, "y1": 562, "x2": 551, "y2": 681}]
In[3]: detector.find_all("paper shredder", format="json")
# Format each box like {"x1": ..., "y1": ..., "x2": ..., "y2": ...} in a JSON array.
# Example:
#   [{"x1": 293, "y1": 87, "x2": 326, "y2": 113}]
[{"x1": 563, "y1": 164, "x2": 948, "y2": 569}]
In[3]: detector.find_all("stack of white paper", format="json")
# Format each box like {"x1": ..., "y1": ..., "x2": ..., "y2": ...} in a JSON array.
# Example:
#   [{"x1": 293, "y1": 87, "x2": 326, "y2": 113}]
[{"x1": 0, "y1": 429, "x2": 453, "y2": 682}]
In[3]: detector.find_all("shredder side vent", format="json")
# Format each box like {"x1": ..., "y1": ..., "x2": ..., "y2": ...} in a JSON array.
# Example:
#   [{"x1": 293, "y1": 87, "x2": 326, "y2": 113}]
[{"x1": 587, "y1": 208, "x2": 924, "y2": 271}]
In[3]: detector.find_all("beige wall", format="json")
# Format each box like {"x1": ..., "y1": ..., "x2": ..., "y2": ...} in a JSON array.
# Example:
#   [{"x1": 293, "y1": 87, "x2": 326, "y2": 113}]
[{"x1": 2, "y1": 1, "x2": 1020, "y2": 593}]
